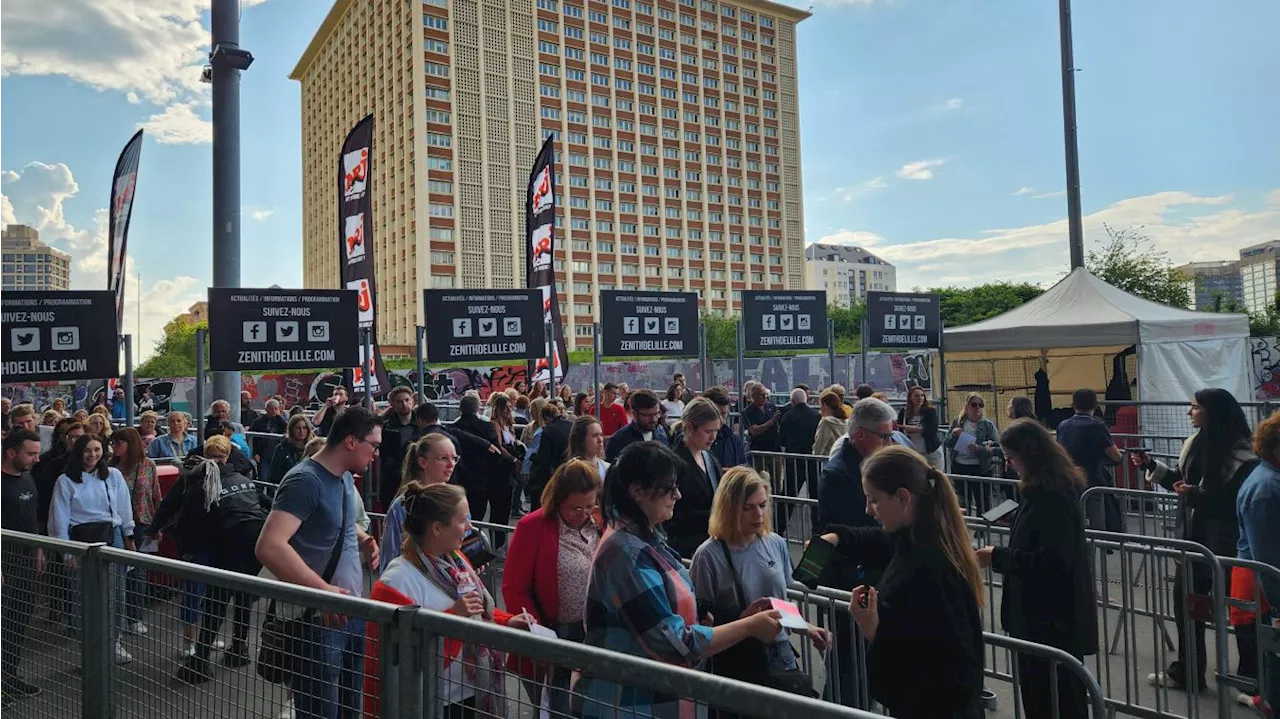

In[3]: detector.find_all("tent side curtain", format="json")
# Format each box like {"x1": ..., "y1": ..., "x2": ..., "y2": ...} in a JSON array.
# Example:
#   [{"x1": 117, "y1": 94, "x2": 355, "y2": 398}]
[{"x1": 1138, "y1": 337, "x2": 1253, "y2": 404}]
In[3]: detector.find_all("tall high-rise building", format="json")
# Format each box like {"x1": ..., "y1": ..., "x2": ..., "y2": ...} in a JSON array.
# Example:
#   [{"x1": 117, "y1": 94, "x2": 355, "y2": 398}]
[
  {"x1": 804, "y1": 242, "x2": 895, "y2": 307},
  {"x1": 1, "y1": 224, "x2": 71, "y2": 291},
  {"x1": 293, "y1": 0, "x2": 809, "y2": 350},
  {"x1": 1240, "y1": 240, "x2": 1280, "y2": 314},
  {"x1": 1174, "y1": 260, "x2": 1242, "y2": 311}
]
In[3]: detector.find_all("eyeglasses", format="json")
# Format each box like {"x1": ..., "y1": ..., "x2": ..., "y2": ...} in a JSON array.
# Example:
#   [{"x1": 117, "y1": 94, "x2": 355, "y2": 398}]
[
  {"x1": 358, "y1": 438, "x2": 381, "y2": 452},
  {"x1": 653, "y1": 481, "x2": 679, "y2": 496},
  {"x1": 637, "y1": 409, "x2": 661, "y2": 419},
  {"x1": 969, "y1": 402, "x2": 985, "y2": 408}
]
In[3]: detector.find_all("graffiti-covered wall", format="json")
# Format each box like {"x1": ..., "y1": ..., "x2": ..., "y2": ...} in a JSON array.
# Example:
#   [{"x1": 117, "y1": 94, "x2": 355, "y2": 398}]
[
  {"x1": 1250, "y1": 337, "x2": 1280, "y2": 399},
  {"x1": 2, "y1": 350, "x2": 937, "y2": 412}
]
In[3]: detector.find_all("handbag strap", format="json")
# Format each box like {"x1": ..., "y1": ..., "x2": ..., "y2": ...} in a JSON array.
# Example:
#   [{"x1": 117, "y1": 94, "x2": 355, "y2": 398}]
[
  {"x1": 718, "y1": 540, "x2": 749, "y2": 614},
  {"x1": 320, "y1": 478, "x2": 351, "y2": 585}
]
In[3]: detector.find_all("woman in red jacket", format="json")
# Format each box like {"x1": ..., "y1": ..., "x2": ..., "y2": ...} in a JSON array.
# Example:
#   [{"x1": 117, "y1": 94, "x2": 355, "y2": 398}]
[{"x1": 502, "y1": 458, "x2": 603, "y2": 714}]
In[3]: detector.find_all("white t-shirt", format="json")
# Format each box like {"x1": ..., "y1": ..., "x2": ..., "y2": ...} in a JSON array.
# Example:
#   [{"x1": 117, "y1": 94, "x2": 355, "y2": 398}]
[{"x1": 660, "y1": 399, "x2": 685, "y2": 427}]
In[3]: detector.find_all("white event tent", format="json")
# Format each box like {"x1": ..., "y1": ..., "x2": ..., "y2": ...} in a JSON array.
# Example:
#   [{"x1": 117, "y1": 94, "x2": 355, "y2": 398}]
[{"x1": 943, "y1": 267, "x2": 1251, "y2": 403}]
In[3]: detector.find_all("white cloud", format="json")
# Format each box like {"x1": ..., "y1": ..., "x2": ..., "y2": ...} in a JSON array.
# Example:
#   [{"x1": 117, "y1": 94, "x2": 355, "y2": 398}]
[
  {"x1": 250, "y1": 208, "x2": 275, "y2": 221},
  {"x1": 1, "y1": 160, "x2": 203, "y2": 361},
  {"x1": 140, "y1": 102, "x2": 211, "y2": 144},
  {"x1": 0, "y1": 0, "x2": 268, "y2": 144},
  {"x1": 1032, "y1": 190, "x2": 1067, "y2": 199},
  {"x1": 942, "y1": 98, "x2": 963, "y2": 110},
  {"x1": 813, "y1": 230, "x2": 886, "y2": 248},
  {"x1": 817, "y1": 189, "x2": 1280, "y2": 292},
  {"x1": 830, "y1": 176, "x2": 888, "y2": 202},
  {"x1": 1011, "y1": 187, "x2": 1035, "y2": 196},
  {"x1": 896, "y1": 159, "x2": 944, "y2": 181}
]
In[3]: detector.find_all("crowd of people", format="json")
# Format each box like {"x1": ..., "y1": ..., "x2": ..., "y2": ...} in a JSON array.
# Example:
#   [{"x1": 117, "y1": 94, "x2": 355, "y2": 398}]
[{"x1": 1, "y1": 375, "x2": 1278, "y2": 719}]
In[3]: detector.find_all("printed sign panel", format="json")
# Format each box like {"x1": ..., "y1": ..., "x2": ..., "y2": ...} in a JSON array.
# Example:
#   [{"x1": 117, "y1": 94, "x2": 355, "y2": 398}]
[
  {"x1": 423, "y1": 289, "x2": 545, "y2": 363},
  {"x1": 207, "y1": 288, "x2": 360, "y2": 371},
  {"x1": 866, "y1": 292, "x2": 941, "y2": 349},
  {"x1": 1, "y1": 290, "x2": 119, "y2": 381},
  {"x1": 742, "y1": 291, "x2": 828, "y2": 351},
  {"x1": 600, "y1": 290, "x2": 700, "y2": 357}
]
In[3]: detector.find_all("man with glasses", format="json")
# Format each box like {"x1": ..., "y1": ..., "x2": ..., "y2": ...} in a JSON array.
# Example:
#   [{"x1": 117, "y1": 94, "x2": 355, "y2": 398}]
[
  {"x1": 816, "y1": 397, "x2": 895, "y2": 537},
  {"x1": 605, "y1": 389, "x2": 668, "y2": 462},
  {"x1": 256, "y1": 406, "x2": 380, "y2": 719}
]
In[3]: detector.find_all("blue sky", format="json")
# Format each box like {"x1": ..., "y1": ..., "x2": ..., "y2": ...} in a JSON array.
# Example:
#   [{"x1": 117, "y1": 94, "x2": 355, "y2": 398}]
[{"x1": 2, "y1": 0, "x2": 1277, "y2": 359}]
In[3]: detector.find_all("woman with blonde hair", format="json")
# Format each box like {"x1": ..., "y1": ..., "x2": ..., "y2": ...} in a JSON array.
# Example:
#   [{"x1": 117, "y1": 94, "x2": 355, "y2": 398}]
[
  {"x1": 364, "y1": 482, "x2": 532, "y2": 718},
  {"x1": 138, "y1": 410, "x2": 161, "y2": 447},
  {"x1": 819, "y1": 445, "x2": 985, "y2": 718},
  {"x1": 379, "y1": 432, "x2": 458, "y2": 572},
  {"x1": 691, "y1": 466, "x2": 830, "y2": 705},
  {"x1": 813, "y1": 389, "x2": 850, "y2": 456},
  {"x1": 86, "y1": 412, "x2": 113, "y2": 440},
  {"x1": 669, "y1": 398, "x2": 724, "y2": 558}
]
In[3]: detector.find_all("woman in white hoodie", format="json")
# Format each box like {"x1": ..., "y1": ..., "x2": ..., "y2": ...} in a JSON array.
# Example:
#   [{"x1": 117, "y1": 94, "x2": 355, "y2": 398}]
[{"x1": 813, "y1": 389, "x2": 851, "y2": 457}]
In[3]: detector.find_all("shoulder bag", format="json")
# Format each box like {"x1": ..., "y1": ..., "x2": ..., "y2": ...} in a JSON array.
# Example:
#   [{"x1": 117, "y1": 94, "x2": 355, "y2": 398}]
[
  {"x1": 256, "y1": 481, "x2": 349, "y2": 684},
  {"x1": 711, "y1": 540, "x2": 817, "y2": 697}
]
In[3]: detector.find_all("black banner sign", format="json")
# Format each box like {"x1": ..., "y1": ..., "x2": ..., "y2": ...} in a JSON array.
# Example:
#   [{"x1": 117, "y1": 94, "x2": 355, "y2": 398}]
[
  {"x1": 866, "y1": 292, "x2": 941, "y2": 349},
  {"x1": 600, "y1": 290, "x2": 700, "y2": 357},
  {"x1": 526, "y1": 135, "x2": 568, "y2": 382},
  {"x1": 423, "y1": 290, "x2": 545, "y2": 363},
  {"x1": 108, "y1": 129, "x2": 143, "y2": 324},
  {"x1": 741, "y1": 290, "x2": 828, "y2": 351},
  {"x1": 207, "y1": 288, "x2": 360, "y2": 371},
  {"x1": 338, "y1": 114, "x2": 390, "y2": 396},
  {"x1": 1, "y1": 290, "x2": 119, "y2": 381}
]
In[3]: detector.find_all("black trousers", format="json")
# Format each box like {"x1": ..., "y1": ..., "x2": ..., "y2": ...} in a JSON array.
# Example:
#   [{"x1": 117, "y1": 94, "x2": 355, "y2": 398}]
[
  {"x1": 1017, "y1": 653, "x2": 1090, "y2": 719},
  {"x1": 1, "y1": 552, "x2": 36, "y2": 680},
  {"x1": 463, "y1": 474, "x2": 512, "y2": 548},
  {"x1": 194, "y1": 522, "x2": 263, "y2": 661},
  {"x1": 1170, "y1": 562, "x2": 1210, "y2": 686}
]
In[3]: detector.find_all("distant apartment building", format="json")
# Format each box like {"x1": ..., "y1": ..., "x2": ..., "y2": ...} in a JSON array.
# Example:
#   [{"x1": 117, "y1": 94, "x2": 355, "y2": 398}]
[
  {"x1": 1176, "y1": 260, "x2": 1242, "y2": 310},
  {"x1": 177, "y1": 301, "x2": 210, "y2": 326},
  {"x1": 803, "y1": 242, "x2": 895, "y2": 306},
  {"x1": 292, "y1": 0, "x2": 810, "y2": 349},
  {"x1": 1, "y1": 224, "x2": 71, "y2": 291},
  {"x1": 1240, "y1": 240, "x2": 1280, "y2": 314}
]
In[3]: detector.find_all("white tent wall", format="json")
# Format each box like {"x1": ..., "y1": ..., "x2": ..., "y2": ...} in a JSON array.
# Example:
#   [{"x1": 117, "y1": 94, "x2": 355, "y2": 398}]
[{"x1": 1137, "y1": 338, "x2": 1254, "y2": 458}]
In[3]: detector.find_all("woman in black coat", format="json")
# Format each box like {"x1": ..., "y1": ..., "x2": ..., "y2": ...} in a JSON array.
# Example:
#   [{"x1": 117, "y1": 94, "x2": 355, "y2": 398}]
[
  {"x1": 668, "y1": 398, "x2": 723, "y2": 559},
  {"x1": 1130, "y1": 388, "x2": 1257, "y2": 691},
  {"x1": 819, "y1": 446, "x2": 986, "y2": 719},
  {"x1": 977, "y1": 419, "x2": 1097, "y2": 719},
  {"x1": 897, "y1": 385, "x2": 941, "y2": 468}
]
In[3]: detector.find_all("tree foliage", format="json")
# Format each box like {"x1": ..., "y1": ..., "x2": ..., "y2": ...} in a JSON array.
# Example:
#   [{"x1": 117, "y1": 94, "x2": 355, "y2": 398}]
[
  {"x1": 920, "y1": 283, "x2": 1045, "y2": 328},
  {"x1": 1086, "y1": 224, "x2": 1190, "y2": 308},
  {"x1": 136, "y1": 317, "x2": 207, "y2": 377}
]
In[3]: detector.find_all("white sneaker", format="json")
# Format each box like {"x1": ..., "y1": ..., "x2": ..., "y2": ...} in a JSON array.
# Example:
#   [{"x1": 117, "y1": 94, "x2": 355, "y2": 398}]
[
  {"x1": 1237, "y1": 691, "x2": 1257, "y2": 707},
  {"x1": 126, "y1": 621, "x2": 148, "y2": 636},
  {"x1": 279, "y1": 698, "x2": 295, "y2": 719},
  {"x1": 184, "y1": 642, "x2": 196, "y2": 657},
  {"x1": 213, "y1": 639, "x2": 226, "y2": 651},
  {"x1": 114, "y1": 642, "x2": 133, "y2": 665}
]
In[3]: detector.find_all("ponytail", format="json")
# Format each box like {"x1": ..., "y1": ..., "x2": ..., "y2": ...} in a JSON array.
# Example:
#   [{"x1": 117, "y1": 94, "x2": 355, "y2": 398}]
[
  {"x1": 924, "y1": 465, "x2": 985, "y2": 608},
  {"x1": 862, "y1": 446, "x2": 985, "y2": 608}
]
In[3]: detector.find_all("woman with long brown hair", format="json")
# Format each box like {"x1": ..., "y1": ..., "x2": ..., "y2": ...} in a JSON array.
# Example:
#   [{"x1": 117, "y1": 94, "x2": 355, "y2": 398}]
[
  {"x1": 110, "y1": 428, "x2": 162, "y2": 636},
  {"x1": 976, "y1": 419, "x2": 1097, "y2": 718},
  {"x1": 566, "y1": 415, "x2": 609, "y2": 479},
  {"x1": 819, "y1": 445, "x2": 985, "y2": 718},
  {"x1": 268, "y1": 414, "x2": 313, "y2": 484},
  {"x1": 899, "y1": 385, "x2": 941, "y2": 468},
  {"x1": 813, "y1": 389, "x2": 850, "y2": 456}
]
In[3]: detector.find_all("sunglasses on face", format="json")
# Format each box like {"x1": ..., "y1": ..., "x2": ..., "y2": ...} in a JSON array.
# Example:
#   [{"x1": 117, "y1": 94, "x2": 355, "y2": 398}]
[{"x1": 969, "y1": 402, "x2": 984, "y2": 408}]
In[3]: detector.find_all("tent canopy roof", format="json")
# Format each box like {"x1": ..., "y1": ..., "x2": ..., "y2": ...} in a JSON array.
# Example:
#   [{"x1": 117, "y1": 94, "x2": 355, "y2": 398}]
[{"x1": 943, "y1": 268, "x2": 1248, "y2": 352}]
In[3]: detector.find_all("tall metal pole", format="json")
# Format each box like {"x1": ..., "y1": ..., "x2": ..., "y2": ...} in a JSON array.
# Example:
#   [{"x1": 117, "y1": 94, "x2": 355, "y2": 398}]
[
  {"x1": 361, "y1": 327, "x2": 374, "y2": 410},
  {"x1": 698, "y1": 322, "x2": 708, "y2": 391},
  {"x1": 122, "y1": 335, "x2": 135, "y2": 427},
  {"x1": 859, "y1": 317, "x2": 869, "y2": 387},
  {"x1": 545, "y1": 320, "x2": 556, "y2": 401},
  {"x1": 210, "y1": 0, "x2": 253, "y2": 422},
  {"x1": 195, "y1": 328, "x2": 207, "y2": 440},
  {"x1": 1059, "y1": 0, "x2": 1085, "y2": 269},
  {"x1": 592, "y1": 322, "x2": 601, "y2": 419},
  {"x1": 735, "y1": 319, "x2": 745, "y2": 440},
  {"x1": 826, "y1": 318, "x2": 836, "y2": 389},
  {"x1": 415, "y1": 326, "x2": 427, "y2": 402}
]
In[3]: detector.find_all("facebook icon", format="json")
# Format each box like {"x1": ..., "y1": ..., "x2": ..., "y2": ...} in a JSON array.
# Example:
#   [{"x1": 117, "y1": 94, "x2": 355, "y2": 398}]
[{"x1": 243, "y1": 321, "x2": 267, "y2": 343}]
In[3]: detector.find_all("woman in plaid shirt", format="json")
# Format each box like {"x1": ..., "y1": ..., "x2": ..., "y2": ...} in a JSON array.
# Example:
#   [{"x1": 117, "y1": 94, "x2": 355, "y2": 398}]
[{"x1": 581, "y1": 442, "x2": 783, "y2": 719}]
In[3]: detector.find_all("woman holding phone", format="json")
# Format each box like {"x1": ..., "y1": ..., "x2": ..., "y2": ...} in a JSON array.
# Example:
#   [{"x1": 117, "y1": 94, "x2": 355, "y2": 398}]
[{"x1": 819, "y1": 445, "x2": 985, "y2": 718}]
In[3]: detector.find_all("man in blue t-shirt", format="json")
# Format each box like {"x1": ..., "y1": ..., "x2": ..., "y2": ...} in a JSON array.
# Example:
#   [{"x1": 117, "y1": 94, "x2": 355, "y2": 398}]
[
  {"x1": 1056, "y1": 388, "x2": 1122, "y2": 530},
  {"x1": 256, "y1": 405, "x2": 381, "y2": 719}
]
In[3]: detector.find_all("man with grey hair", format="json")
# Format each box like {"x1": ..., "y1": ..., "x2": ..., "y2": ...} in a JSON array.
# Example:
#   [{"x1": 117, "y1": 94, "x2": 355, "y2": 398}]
[
  {"x1": 249, "y1": 398, "x2": 287, "y2": 481},
  {"x1": 817, "y1": 397, "x2": 895, "y2": 533},
  {"x1": 776, "y1": 387, "x2": 821, "y2": 535}
]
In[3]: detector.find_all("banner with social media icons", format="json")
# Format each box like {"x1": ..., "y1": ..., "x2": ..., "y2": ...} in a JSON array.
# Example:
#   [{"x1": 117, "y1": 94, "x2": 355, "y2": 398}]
[
  {"x1": 1, "y1": 290, "x2": 119, "y2": 381},
  {"x1": 206, "y1": 287, "x2": 360, "y2": 371}
]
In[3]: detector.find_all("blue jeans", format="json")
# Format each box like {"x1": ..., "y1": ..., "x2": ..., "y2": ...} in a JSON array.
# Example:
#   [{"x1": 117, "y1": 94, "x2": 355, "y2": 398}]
[
  {"x1": 288, "y1": 617, "x2": 366, "y2": 719},
  {"x1": 69, "y1": 526, "x2": 126, "y2": 644},
  {"x1": 180, "y1": 550, "x2": 213, "y2": 627},
  {"x1": 124, "y1": 528, "x2": 148, "y2": 623}
]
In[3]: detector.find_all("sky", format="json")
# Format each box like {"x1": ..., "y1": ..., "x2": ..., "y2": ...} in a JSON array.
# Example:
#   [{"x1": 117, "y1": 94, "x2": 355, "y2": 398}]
[{"x1": 2, "y1": 0, "x2": 1278, "y2": 360}]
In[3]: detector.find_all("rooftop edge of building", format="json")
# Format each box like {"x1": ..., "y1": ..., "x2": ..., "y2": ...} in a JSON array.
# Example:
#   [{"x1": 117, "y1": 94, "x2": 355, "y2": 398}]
[{"x1": 290, "y1": 0, "x2": 812, "y2": 80}]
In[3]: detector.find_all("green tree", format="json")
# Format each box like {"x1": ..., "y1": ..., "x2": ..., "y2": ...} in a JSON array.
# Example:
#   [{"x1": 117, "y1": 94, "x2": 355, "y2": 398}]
[
  {"x1": 1086, "y1": 224, "x2": 1191, "y2": 308},
  {"x1": 921, "y1": 283, "x2": 1045, "y2": 327},
  {"x1": 703, "y1": 313, "x2": 739, "y2": 358},
  {"x1": 136, "y1": 317, "x2": 207, "y2": 377}
]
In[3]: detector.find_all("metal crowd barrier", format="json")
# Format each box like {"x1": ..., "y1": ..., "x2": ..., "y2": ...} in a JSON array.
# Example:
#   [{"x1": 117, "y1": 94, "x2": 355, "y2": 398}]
[{"x1": 0, "y1": 529, "x2": 880, "y2": 719}]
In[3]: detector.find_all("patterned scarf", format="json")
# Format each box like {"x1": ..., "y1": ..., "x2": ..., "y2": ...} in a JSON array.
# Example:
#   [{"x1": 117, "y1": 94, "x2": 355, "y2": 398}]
[{"x1": 415, "y1": 545, "x2": 509, "y2": 718}]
